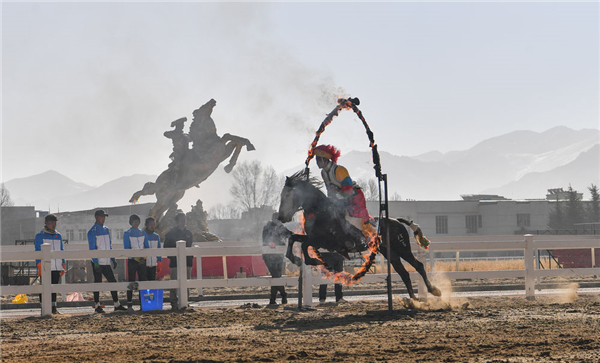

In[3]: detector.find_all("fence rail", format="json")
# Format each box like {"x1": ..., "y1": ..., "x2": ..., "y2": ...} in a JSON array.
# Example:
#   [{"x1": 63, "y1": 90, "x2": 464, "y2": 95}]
[{"x1": 1, "y1": 234, "x2": 599, "y2": 316}]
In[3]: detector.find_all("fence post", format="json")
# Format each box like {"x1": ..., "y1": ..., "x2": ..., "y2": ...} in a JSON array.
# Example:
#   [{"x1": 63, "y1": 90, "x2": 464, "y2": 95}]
[
  {"x1": 592, "y1": 248, "x2": 596, "y2": 268},
  {"x1": 41, "y1": 243, "x2": 52, "y2": 317},
  {"x1": 176, "y1": 241, "x2": 188, "y2": 309},
  {"x1": 535, "y1": 247, "x2": 541, "y2": 287},
  {"x1": 302, "y1": 263, "x2": 312, "y2": 307},
  {"x1": 455, "y1": 251, "x2": 460, "y2": 272},
  {"x1": 222, "y1": 256, "x2": 228, "y2": 279},
  {"x1": 524, "y1": 234, "x2": 535, "y2": 300},
  {"x1": 195, "y1": 247, "x2": 203, "y2": 297},
  {"x1": 429, "y1": 247, "x2": 435, "y2": 272}
]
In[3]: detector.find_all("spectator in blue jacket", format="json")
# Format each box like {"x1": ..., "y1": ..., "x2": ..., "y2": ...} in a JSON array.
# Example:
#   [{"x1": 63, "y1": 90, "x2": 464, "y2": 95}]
[
  {"x1": 123, "y1": 214, "x2": 149, "y2": 311},
  {"x1": 143, "y1": 217, "x2": 162, "y2": 281},
  {"x1": 34, "y1": 214, "x2": 65, "y2": 314},
  {"x1": 88, "y1": 209, "x2": 127, "y2": 313}
]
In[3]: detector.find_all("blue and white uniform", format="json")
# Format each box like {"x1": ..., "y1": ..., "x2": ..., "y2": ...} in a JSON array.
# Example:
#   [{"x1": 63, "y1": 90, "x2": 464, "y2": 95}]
[
  {"x1": 143, "y1": 230, "x2": 162, "y2": 267},
  {"x1": 88, "y1": 223, "x2": 113, "y2": 266},
  {"x1": 123, "y1": 227, "x2": 149, "y2": 259},
  {"x1": 35, "y1": 229, "x2": 65, "y2": 271}
]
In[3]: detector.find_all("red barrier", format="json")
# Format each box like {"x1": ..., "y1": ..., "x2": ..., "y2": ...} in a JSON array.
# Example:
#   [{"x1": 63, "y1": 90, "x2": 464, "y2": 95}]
[
  {"x1": 157, "y1": 256, "x2": 267, "y2": 279},
  {"x1": 552, "y1": 249, "x2": 598, "y2": 268}
]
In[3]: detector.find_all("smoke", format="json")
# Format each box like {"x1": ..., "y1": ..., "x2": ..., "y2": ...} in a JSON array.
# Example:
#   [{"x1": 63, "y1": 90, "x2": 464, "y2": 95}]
[
  {"x1": 398, "y1": 273, "x2": 456, "y2": 311},
  {"x1": 555, "y1": 282, "x2": 579, "y2": 304},
  {"x1": 3, "y1": 2, "x2": 344, "y2": 197}
]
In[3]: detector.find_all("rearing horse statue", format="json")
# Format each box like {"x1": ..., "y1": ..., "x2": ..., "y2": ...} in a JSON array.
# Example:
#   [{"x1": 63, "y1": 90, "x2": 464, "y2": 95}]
[{"x1": 129, "y1": 99, "x2": 255, "y2": 223}]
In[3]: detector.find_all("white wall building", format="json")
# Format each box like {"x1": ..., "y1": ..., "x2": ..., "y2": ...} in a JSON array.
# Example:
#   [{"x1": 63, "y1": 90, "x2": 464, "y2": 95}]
[{"x1": 366, "y1": 199, "x2": 556, "y2": 236}]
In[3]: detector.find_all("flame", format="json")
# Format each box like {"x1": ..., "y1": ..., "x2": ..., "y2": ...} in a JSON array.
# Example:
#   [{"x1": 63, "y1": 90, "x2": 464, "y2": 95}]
[
  {"x1": 313, "y1": 230, "x2": 381, "y2": 287},
  {"x1": 305, "y1": 97, "x2": 381, "y2": 178},
  {"x1": 298, "y1": 211, "x2": 306, "y2": 235},
  {"x1": 305, "y1": 98, "x2": 356, "y2": 167}
]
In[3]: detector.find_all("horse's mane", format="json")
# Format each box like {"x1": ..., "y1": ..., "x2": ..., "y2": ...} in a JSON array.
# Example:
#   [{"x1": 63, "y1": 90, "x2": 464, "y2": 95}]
[{"x1": 286, "y1": 169, "x2": 323, "y2": 190}]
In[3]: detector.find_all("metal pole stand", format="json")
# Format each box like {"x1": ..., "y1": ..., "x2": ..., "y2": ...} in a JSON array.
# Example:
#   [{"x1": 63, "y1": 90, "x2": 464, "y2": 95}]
[{"x1": 366, "y1": 174, "x2": 416, "y2": 318}]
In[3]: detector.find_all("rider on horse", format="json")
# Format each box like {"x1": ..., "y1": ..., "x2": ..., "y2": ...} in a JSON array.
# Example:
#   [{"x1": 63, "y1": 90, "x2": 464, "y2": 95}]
[{"x1": 312, "y1": 144, "x2": 376, "y2": 249}]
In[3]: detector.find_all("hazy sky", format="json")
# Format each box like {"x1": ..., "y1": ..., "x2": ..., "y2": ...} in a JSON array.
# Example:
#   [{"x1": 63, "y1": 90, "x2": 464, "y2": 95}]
[{"x1": 2, "y1": 1, "x2": 599, "y2": 187}]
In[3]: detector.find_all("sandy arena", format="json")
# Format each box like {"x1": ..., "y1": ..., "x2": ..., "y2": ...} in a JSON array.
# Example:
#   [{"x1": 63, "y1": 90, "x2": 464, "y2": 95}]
[{"x1": 1, "y1": 291, "x2": 599, "y2": 363}]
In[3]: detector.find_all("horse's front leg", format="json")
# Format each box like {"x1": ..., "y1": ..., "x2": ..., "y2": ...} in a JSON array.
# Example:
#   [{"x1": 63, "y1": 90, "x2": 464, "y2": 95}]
[
  {"x1": 286, "y1": 234, "x2": 307, "y2": 266},
  {"x1": 223, "y1": 142, "x2": 241, "y2": 173},
  {"x1": 222, "y1": 133, "x2": 256, "y2": 151},
  {"x1": 129, "y1": 182, "x2": 156, "y2": 203}
]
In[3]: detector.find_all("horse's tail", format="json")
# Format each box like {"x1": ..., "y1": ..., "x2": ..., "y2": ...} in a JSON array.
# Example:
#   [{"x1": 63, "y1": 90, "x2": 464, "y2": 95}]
[{"x1": 394, "y1": 217, "x2": 430, "y2": 250}]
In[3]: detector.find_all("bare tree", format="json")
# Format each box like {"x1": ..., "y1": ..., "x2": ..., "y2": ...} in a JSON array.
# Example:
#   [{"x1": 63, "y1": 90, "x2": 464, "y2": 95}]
[
  {"x1": 1, "y1": 184, "x2": 15, "y2": 237},
  {"x1": 356, "y1": 178, "x2": 379, "y2": 201},
  {"x1": 1, "y1": 183, "x2": 13, "y2": 207},
  {"x1": 208, "y1": 203, "x2": 242, "y2": 220},
  {"x1": 229, "y1": 161, "x2": 284, "y2": 211},
  {"x1": 588, "y1": 183, "x2": 599, "y2": 223}
]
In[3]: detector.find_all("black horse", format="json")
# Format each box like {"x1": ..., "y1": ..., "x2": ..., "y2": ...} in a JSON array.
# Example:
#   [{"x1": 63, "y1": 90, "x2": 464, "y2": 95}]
[{"x1": 277, "y1": 170, "x2": 441, "y2": 299}]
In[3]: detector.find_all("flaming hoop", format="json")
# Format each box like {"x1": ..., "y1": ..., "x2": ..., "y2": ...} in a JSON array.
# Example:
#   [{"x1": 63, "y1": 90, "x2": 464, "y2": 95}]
[
  {"x1": 304, "y1": 97, "x2": 382, "y2": 179},
  {"x1": 304, "y1": 97, "x2": 384, "y2": 285}
]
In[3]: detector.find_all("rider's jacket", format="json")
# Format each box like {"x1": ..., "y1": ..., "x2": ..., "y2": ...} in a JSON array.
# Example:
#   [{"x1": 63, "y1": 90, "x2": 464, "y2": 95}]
[
  {"x1": 123, "y1": 227, "x2": 150, "y2": 261},
  {"x1": 143, "y1": 229, "x2": 162, "y2": 267},
  {"x1": 321, "y1": 162, "x2": 369, "y2": 221},
  {"x1": 35, "y1": 228, "x2": 65, "y2": 271},
  {"x1": 321, "y1": 162, "x2": 354, "y2": 197},
  {"x1": 88, "y1": 223, "x2": 113, "y2": 266}
]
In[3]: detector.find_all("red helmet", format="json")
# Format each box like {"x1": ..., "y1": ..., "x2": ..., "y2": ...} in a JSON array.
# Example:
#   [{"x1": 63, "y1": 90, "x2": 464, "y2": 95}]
[{"x1": 312, "y1": 144, "x2": 341, "y2": 163}]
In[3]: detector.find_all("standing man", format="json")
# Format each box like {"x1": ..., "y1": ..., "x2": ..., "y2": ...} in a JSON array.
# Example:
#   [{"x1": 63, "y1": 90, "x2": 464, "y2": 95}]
[
  {"x1": 34, "y1": 214, "x2": 65, "y2": 315},
  {"x1": 164, "y1": 212, "x2": 193, "y2": 310},
  {"x1": 143, "y1": 217, "x2": 162, "y2": 281},
  {"x1": 262, "y1": 214, "x2": 290, "y2": 306},
  {"x1": 123, "y1": 214, "x2": 149, "y2": 311},
  {"x1": 88, "y1": 210, "x2": 127, "y2": 313},
  {"x1": 318, "y1": 252, "x2": 346, "y2": 304}
]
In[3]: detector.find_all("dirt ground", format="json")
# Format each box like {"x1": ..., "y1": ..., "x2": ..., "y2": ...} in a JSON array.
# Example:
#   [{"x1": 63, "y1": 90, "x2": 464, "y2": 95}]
[{"x1": 1, "y1": 292, "x2": 599, "y2": 363}]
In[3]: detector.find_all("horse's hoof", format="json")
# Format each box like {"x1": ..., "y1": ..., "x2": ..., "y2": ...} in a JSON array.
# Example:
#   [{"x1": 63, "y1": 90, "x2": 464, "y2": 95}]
[
  {"x1": 430, "y1": 286, "x2": 442, "y2": 297},
  {"x1": 246, "y1": 143, "x2": 256, "y2": 151}
]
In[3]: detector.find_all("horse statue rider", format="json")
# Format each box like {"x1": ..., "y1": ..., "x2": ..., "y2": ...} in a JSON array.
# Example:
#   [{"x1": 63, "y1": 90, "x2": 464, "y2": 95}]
[
  {"x1": 164, "y1": 117, "x2": 191, "y2": 168},
  {"x1": 312, "y1": 144, "x2": 376, "y2": 251}
]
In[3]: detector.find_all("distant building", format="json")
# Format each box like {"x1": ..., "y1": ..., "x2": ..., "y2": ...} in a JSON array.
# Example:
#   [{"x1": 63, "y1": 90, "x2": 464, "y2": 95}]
[
  {"x1": 53, "y1": 203, "x2": 154, "y2": 245},
  {"x1": 460, "y1": 194, "x2": 510, "y2": 201},
  {"x1": 1, "y1": 206, "x2": 37, "y2": 246},
  {"x1": 208, "y1": 205, "x2": 276, "y2": 242},
  {"x1": 546, "y1": 188, "x2": 583, "y2": 201},
  {"x1": 367, "y1": 199, "x2": 561, "y2": 236}
]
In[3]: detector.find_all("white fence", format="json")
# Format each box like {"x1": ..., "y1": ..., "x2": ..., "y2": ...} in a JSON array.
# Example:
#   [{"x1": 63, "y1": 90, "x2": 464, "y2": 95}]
[{"x1": 1, "y1": 234, "x2": 599, "y2": 317}]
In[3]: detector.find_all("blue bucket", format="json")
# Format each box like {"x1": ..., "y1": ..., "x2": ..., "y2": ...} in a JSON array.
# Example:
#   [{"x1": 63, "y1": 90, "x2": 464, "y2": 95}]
[{"x1": 140, "y1": 289, "x2": 163, "y2": 311}]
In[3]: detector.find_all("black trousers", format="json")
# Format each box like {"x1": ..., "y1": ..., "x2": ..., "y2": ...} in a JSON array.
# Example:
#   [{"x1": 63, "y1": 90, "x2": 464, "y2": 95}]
[
  {"x1": 39, "y1": 270, "x2": 61, "y2": 303},
  {"x1": 127, "y1": 259, "x2": 147, "y2": 303},
  {"x1": 319, "y1": 253, "x2": 344, "y2": 301},
  {"x1": 263, "y1": 254, "x2": 286, "y2": 301},
  {"x1": 146, "y1": 266, "x2": 157, "y2": 281},
  {"x1": 91, "y1": 262, "x2": 119, "y2": 303}
]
